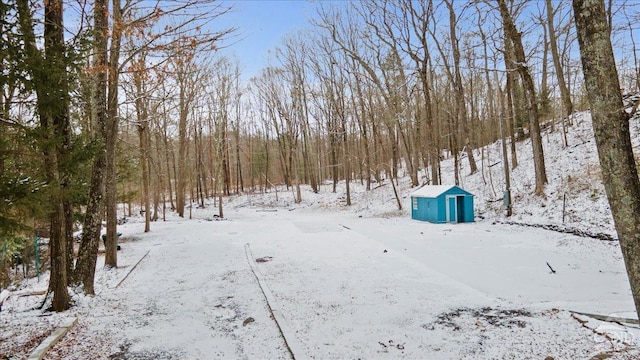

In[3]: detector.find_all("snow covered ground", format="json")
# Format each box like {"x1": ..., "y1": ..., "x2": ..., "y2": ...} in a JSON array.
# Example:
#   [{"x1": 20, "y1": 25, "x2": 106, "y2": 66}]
[
  {"x1": 2, "y1": 105, "x2": 640, "y2": 359},
  {"x1": 4, "y1": 205, "x2": 638, "y2": 359}
]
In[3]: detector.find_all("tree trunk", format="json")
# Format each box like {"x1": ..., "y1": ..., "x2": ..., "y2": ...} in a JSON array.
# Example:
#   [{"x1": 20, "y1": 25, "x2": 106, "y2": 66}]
[
  {"x1": 223, "y1": 117, "x2": 232, "y2": 195},
  {"x1": 73, "y1": 0, "x2": 109, "y2": 294},
  {"x1": 329, "y1": 117, "x2": 338, "y2": 193},
  {"x1": 498, "y1": 84, "x2": 513, "y2": 217},
  {"x1": 133, "y1": 53, "x2": 151, "y2": 232},
  {"x1": 17, "y1": 0, "x2": 71, "y2": 311},
  {"x1": 504, "y1": 61, "x2": 519, "y2": 169},
  {"x1": 546, "y1": 0, "x2": 574, "y2": 120},
  {"x1": 497, "y1": 0, "x2": 548, "y2": 195},
  {"x1": 445, "y1": 0, "x2": 478, "y2": 176},
  {"x1": 44, "y1": 0, "x2": 71, "y2": 310},
  {"x1": 105, "y1": 0, "x2": 123, "y2": 268},
  {"x1": 153, "y1": 131, "x2": 165, "y2": 221},
  {"x1": 176, "y1": 78, "x2": 188, "y2": 217},
  {"x1": 138, "y1": 124, "x2": 151, "y2": 231},
  {"x1": 352, "y1": 68, "x2": 372, "y2": 190},
  {"x1": 341, "y1": 109, "x2": 351, "y2": 206},
  {"x1": 75, "y1": 150, "x2": 105, "y2": 294},
  {"x1": 234, "y1": 119, "x2": 244, "y2": 194},
  {"x1": 163, "y1": 120, "x2": 175, "y2": 210},
  {"x1": 574, "y1": 0, "x2": 640, "y2": 321}
]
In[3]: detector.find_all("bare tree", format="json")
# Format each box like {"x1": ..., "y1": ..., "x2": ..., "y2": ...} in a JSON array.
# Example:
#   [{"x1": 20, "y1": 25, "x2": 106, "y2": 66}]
[
  {"x1": 279, "y1": 36, "x2": 319, "y2": 194},
  {"x1": 403, "y1": 0, "x2": 441, "y2": 185},
  {"x1": 316, "y1": 5, "x2": 413, "y2": 189},
  {"x1": 443, "y1": 0, "x2": 478, "y2": 176},
  {"x1": 354, "y1": 1, "x2": 422, "y2": 186},
  {"x1": 497, "y1": 0, "x2": 548, "y2": 195},
  {"x1": 130, "y1": 49, "x2": 154, "y2": 232},
  {"x1": 172, "y1": 40, "x2": 199, "y2": 217},
  {"x1": 546, "y1": 0, "x2": 574, "y2": 140},
  {"x1": 77, "y1": 0, "x2": 234, "y2": 281}
]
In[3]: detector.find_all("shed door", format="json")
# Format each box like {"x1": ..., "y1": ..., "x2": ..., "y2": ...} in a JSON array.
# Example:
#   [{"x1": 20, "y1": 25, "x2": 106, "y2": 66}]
[
  {"x1": 457, "y1": 196, "x2": 465, "y2": 222},
  {"x1": 446, "y1": 196, "x2": 457, "y2": 223},
  {"x1": 446, "y1": 195, "x2": 466, "y2": 223}
]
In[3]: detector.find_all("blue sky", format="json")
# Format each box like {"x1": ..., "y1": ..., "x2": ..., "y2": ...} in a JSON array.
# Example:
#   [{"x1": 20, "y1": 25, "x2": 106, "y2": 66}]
[{"x1": 216, "y1": 0, "x2": 318, "y2": 80}]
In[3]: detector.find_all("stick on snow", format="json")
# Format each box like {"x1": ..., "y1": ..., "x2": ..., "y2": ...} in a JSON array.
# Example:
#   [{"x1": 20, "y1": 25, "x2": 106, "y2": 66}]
[{"x1": 546, "y1": 262, "x2": 556, "y2": 274}]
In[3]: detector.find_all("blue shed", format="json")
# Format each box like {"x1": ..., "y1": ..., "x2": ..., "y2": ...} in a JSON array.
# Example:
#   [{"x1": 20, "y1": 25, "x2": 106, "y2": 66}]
[{"x1": 411, "y1": 185, "x2": 474, "y2": 223}]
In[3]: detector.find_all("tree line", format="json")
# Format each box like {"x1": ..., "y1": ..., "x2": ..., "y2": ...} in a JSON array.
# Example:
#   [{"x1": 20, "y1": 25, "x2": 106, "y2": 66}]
[{"x1": 1, "y1": 0, "x2": 639, "y2": 316}]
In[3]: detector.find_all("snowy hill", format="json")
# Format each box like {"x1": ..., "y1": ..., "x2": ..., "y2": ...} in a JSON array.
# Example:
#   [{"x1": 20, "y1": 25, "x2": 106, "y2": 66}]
[
  {"x1": 456, "y1": 111, "x2": 616, "y2": 237},
  {"x1": 446, "y1": 93, "x2": 640, "y2": 239}
]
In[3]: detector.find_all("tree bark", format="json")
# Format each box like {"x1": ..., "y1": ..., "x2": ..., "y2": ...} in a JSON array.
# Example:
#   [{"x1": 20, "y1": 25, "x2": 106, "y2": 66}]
[
  {"x1": 105, "y1": 0, "x2": 123, "y2": 268},
  {"x1": 134, "y1": 63, "x2": 151, "y2": 232},
  {"x1": 503, "y1": 45, "x2": 519, "y2": 169},
  {"x1": 176, "y1": 69, "x2": 189, "y2": 217},
  {"x1": 75, "y1": 0, "x2": 109, "y2": 293},
  {"x1": 17, "y1": 0, "x2": 71, "y2": 311},
  {"x1": 573, "y1": 0, "x2": 640, "y2": 320}
]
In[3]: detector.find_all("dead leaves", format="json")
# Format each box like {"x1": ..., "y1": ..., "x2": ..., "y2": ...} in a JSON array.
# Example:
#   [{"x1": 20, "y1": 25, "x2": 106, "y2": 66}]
[{"x1": 378, "y1": 339, "x2": 405, "y2": 351}]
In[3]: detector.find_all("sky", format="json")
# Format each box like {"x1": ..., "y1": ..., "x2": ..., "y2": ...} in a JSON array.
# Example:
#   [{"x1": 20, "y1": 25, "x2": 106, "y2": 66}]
[{"x1": 216, "y1": 0, "x2": 319, "y2": 80}]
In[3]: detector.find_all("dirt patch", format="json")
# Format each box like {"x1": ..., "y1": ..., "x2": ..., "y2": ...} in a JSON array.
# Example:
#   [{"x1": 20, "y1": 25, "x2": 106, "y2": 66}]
[
  {"x1": 0, "y1": 321, "x2": 55, "y2": 359},
  {"x1": 424, "y1": 307, "x2": 533, "y2": 332}
]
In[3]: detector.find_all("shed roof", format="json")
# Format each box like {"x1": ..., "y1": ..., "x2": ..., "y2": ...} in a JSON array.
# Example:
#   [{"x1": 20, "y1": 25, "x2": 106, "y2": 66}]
[{"x1": 411, "y1": 185, "x2": 471, "y2": 198}]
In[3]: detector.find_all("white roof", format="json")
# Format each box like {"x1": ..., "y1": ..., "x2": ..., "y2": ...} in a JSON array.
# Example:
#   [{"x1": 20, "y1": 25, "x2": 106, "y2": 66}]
[{"x1": 411, "y1": 185, "x2": 459, "y2": 198}]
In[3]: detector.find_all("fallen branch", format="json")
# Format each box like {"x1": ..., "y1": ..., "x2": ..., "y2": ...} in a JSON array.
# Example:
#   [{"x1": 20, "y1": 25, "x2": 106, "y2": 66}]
[
  {"x1": 546, "y1": 262, "x2": 556, "y2": 274},
  {"x1": 497, "y1": 221, "x2": 616, "y2": 241},
  {"x1": 569, "y1": 310, "x2": 640, "y2": 325},
  {"x1": 0, "y1": 290, "x2": 48, "y2": 308},
  {"x1": 113, "y1": 250, "x2": 150, "y2": 289}
]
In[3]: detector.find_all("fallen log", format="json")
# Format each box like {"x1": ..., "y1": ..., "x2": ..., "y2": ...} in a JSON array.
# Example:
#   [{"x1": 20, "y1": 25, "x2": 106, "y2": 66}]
[{"x1": 570, "y1": 310, "x2": 640, "y2": 325}]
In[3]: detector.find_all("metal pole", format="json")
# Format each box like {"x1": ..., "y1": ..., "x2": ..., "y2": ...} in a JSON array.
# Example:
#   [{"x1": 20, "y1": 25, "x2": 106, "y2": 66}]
[
  {"x1": 0, "y1": 241, "x2": 5, "y2": 271},
  {"x1": 34, "y1": 233, "x2": 40, "y2": 283},
  {"x1": 562, "y1": 193, "x2": 566, "y2": 223}
]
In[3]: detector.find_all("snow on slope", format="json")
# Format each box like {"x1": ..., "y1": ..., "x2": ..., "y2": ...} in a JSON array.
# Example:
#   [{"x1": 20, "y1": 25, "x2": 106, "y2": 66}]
[
  {"x1": 451, "y1": 94, "x2": 639, "y2": 239},
  {"x1": 456, "y1": 111, "x2": 616, "y2": 236}
]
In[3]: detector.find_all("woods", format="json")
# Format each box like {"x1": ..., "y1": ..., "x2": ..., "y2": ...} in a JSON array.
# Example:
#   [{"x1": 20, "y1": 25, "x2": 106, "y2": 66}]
[{"x1": 0, "y1": 0, "x2": 638, "y2": 315}]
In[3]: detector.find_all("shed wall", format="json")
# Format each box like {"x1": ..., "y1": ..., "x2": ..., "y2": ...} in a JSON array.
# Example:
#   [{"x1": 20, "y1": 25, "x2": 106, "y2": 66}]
[{"x1": 411, "y1": 185, "x2": 475, "y2": 223}]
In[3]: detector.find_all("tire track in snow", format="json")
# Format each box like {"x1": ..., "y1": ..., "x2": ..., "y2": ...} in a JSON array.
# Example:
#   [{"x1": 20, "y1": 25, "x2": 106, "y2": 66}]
[{"x1": 245, "y1": 243, "x2": 308, "y2": 360}]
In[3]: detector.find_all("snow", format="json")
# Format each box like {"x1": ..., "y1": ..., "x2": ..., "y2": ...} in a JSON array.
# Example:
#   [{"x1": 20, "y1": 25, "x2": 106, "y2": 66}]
[
  {"x1": 2, "y1": 107, "x2": 640, "y2": 359},
  {"x1": 410, "y1": 185, "x2": 468, "y2": 198}
]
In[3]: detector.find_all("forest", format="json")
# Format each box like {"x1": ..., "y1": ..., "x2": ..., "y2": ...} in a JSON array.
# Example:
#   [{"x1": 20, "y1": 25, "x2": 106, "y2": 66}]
[{"x1": 1, "y1": 0, "x2": 639, "y2": 313}]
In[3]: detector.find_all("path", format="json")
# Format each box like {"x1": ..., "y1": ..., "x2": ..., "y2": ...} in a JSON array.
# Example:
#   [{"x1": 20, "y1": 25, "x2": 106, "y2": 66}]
[{"x1": 85, "y1": 219, "x2": 291, "y2": 359}]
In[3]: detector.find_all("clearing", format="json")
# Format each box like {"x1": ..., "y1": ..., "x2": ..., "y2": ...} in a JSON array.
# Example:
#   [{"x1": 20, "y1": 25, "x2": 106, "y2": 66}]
[{"x1": 3, "y1": 203, "x2": 638, "y2": 359}]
